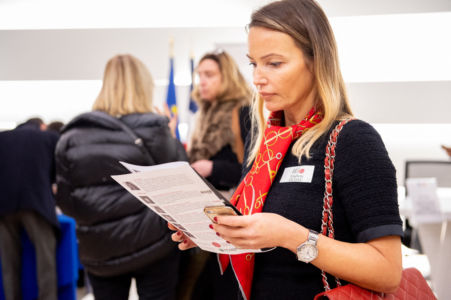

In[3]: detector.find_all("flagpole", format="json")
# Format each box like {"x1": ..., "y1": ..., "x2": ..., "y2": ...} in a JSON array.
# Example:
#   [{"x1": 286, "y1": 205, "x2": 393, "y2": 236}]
[
  {"x1": 166, "y1": 37, "x2": 180, "y2": 140},
  {"x1": 188, "y1": 49, "x2": 198, "y2": 114},
  {"x1": 189, "y1": 48, "x2": 194, "y2": 87},
  {"x1": 169, "y1": 37, "x2": 174, "y2": 58}
]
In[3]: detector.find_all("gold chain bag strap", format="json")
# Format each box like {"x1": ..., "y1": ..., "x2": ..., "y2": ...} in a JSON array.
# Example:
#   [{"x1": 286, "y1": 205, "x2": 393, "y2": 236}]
[{"x1": 314, "y1": 119, "x2": 437, "y2": 300}]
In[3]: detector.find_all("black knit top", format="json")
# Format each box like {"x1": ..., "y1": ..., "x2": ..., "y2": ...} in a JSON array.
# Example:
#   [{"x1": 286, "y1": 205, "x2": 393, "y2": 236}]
[{"x1": 244, "y1": 119, "x2": 403, "y2": 300}]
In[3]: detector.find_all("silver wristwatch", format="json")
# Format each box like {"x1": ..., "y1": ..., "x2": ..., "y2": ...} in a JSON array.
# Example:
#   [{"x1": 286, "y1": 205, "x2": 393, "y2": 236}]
[{"x1": 296, "y1": 229, "x2": 319, "y2": 263}]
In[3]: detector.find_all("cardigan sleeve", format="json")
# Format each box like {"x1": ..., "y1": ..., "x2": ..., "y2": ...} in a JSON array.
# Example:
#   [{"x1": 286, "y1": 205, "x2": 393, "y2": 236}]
[{"x1": 332, "y1": 120, "x2": 403, "y2": 242}]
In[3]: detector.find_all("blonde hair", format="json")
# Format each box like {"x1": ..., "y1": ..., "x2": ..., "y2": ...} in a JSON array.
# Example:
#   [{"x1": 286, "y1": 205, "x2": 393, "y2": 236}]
[
  {"x1": 92, "y1": 54, "x2": 154, "y2": 116},
  {"x1": 192, "y1": 50, "x2": 252, "y2": 104},
  {"x1": 247, "y1": 0, "x2": 353, "y2": 165}
]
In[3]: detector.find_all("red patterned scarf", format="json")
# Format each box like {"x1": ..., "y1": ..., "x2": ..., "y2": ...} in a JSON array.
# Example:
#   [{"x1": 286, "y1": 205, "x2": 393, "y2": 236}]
[{"x1": 218, "y1": 107, "x2": 323, "y2": 300}]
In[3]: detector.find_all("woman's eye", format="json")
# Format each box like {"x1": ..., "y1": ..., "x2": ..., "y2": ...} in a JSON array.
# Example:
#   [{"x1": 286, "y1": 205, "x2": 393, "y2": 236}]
[
  {"x1": 249, "y1": 62, "x2": 256, "y2": 68},
  {"x1": 269, "y1": 62, "x2": 281, "y2": 67}
]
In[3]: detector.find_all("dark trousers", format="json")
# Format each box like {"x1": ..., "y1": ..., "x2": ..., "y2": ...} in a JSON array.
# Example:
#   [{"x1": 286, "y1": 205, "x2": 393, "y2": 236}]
[
  {"x1": 192, "y1": 253, "x2": 240, "y2": 300},
  {"x1": 87, "y1": 251, "x2": 180, "y2": 300},
  {"x1": 0, "y1": 210, "x2": 57, "y2": 300}
]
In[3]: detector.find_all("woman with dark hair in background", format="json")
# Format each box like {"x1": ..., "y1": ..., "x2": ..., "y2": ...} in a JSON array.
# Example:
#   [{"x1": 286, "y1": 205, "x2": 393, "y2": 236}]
[{"x1": 56, "y1": 54, "x2": 187, "y2": 300}]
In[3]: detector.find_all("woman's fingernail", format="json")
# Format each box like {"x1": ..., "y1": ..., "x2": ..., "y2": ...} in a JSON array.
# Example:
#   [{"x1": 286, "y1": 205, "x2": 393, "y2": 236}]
[
  {"x1": 216, "y1": 232, "x2": 220, "y2": 236},
  {"x1": 213, "y1": 217, "x2": 218, "y2": 223},
  {"x1": 176, "y1": 231, "x2": 182, "y2": 236},
  {"x1": 209, "y1": 224, "x2": 214, "y2": 229},
  {"x1": 183, "y1": 240, "x2": 188, "y2": 244}
]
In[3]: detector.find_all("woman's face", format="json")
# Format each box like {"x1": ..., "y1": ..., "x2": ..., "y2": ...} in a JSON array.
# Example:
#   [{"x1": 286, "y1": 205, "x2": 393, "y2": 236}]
[
  {"x1": 248, "y1": 26, "x2": 316, "y2": 119},
  {"x1": 197, "y1": 58, "x2": 222, "y2": 102}
]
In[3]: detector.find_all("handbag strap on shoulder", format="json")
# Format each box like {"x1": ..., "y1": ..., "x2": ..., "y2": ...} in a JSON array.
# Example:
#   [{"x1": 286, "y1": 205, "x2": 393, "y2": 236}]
[
  {"x1": 92, "y1": 111, "x2": 156, "y2": 165},
  {"x1": 320, "y1": 118, "x2": 354, "y2": 291}
]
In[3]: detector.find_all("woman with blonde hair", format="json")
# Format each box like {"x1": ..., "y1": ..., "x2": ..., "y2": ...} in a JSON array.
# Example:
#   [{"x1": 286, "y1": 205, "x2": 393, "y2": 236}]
[
  {"x1": 172, "y1": 1, "x2": 404, "y2": 299},
  {"x1": 189, "y1": 50, "x2": 252, "y2": 193},
  {"x1": 182, "y1": 50, "x2": 252, "y2": 299},
  {"x1": 56, "y1": 54, "x2": 187, "y2": 300}
]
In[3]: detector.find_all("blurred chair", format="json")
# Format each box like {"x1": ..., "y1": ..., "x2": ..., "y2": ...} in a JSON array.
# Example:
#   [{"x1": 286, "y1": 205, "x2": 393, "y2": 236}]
[
  {"x1": 0, "y1": 214, "x2": 79, "y2": 300},
  {"x1": 401, "y1": 161, "x2": 451, "y2": 297},
  {"x1": 405, "y1": 160, "x2": 451, "y2": 188},
  {"x1": 403, "y1": 160, "x2": 451, "y2": 253}
]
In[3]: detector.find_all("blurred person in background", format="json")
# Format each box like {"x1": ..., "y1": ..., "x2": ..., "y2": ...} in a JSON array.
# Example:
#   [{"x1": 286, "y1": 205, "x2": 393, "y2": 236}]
[
  {"x1": 46, "y1": 121, "x2": 65, "y2": 196},
  {"x1": 184, "y1": 50, "x2": 252, "y2": 300},
  {"x1": 189, "y1": 50, "x2": 252, "y2": 195},
  {"x1": 25, "y1": 117, "x2": 48, "y2": 131},
  {"x1": 0, "y1": 117, "x2": 59, "y2": 300},
  {"x1": 47, "y1": 121, "x2": 65, "y2": 134},
  {"x1": 55, "y1": 54, "x2": 187, "y2": 300}
]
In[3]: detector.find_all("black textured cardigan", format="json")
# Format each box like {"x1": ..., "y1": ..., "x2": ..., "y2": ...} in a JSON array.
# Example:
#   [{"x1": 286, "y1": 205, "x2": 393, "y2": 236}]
[{"x1": 245, "y1": 119, "x2": 403, "y2": 300}]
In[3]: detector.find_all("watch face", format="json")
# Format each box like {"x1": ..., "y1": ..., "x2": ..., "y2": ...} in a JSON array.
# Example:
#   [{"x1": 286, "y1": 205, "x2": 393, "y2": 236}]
[{"x1": 298, "y1": 244, "x2": 318, "y2": 263}]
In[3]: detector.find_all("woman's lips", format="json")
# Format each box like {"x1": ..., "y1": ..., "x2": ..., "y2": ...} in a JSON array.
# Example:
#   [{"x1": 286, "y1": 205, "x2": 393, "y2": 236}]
[{"x1": 259, "y1": 92, "x2": 276, "y2": 98}]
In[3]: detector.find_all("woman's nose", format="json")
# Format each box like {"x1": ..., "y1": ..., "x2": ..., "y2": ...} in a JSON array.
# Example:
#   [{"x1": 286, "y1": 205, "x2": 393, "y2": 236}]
[
  {"x1": 199, "y1": 77, "x2": 207, "y2": 87},
  {"x1": 253, "y1": 69, "x2": 267, "y2": 88}
]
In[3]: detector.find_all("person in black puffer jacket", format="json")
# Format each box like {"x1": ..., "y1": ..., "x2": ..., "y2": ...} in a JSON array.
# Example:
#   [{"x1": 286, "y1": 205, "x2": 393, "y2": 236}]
[{"x1": 55, "y1": 54, "x2": 188, "y2": 300}]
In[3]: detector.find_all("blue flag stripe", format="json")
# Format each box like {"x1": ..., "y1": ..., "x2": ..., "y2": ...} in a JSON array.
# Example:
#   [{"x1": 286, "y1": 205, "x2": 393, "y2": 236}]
[
  {"x1": 166, "y1": 57, "x2": 180, "y2": 139},
  {"x1": 188, "y1": 57, "x2": 198, "y2": 113}
]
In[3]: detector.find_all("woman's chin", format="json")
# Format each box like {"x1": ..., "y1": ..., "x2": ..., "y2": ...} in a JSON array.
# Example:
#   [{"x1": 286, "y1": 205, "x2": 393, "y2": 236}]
[
  {"x1": 264, "y1": 103, "x2": 281, "y2": 113},
  {"x1": 201, "y1": 96, "x2": 216, "y2": 102}
]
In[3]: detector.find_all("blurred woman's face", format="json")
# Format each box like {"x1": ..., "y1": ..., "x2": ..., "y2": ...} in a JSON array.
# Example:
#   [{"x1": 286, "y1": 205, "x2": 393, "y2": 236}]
[
  {"x1": 248, "y1": 26, "x2": 316, "y2": 123},
  {"x1": 197, "y1": 58, "x2": 222, "y2": 102}
]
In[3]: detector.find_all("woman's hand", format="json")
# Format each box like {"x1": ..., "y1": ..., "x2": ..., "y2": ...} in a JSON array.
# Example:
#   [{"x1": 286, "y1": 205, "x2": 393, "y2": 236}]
[
  {"x1": 191, "y1": 160, "x2": 213, "y2": 177},
  {"x1": 168, "y1": 223, "x2": 197, "y2": 250},
  {"x1": 212, "y1": 213, "x2": 300, "y2": 250}
]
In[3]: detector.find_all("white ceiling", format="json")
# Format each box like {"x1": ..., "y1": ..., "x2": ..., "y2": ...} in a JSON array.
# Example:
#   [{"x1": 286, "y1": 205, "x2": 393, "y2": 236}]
[
  {"x1": 1, "y1": 0, "x2": 451, "y2": 177},
  {"x1": 0, "y1": 0, "x2": 450, "y2": 29},
  {"x1": 1, "y1": 12, "x2": 450, "y2": 82},
  {"x1": 0, "y1": 0, "x2": 450, "y2": 127}
]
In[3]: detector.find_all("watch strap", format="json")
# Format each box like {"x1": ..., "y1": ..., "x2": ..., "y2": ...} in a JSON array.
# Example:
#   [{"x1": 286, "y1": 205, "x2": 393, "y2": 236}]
[{"x1": 307, "y1": 230, "x2": 319, "y2": 244}]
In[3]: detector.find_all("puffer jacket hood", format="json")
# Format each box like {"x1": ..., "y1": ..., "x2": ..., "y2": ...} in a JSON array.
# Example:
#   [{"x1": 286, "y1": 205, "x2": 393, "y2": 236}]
[{"x1": 56, "y1": 111, "x2": 187, "y2": 276}]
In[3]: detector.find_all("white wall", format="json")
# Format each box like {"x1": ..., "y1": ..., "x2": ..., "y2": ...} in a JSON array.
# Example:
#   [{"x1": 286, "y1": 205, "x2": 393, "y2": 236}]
[{"x1": 1, "y1": 0, "x2": 450, "y2": 185}]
